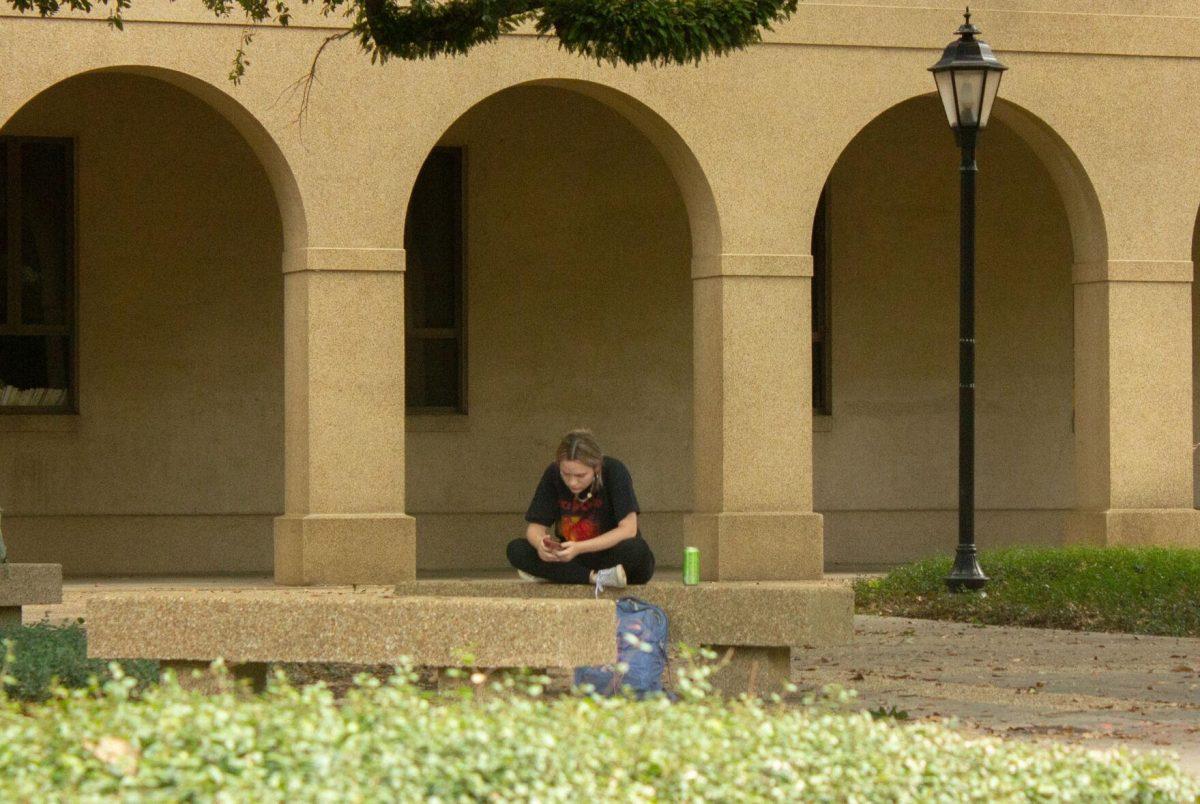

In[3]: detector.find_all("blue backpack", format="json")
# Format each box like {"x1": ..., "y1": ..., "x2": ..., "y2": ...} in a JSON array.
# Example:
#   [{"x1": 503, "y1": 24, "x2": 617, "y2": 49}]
[{"x1": 575, "y1": 596, "x2": 669, "y2": 698}]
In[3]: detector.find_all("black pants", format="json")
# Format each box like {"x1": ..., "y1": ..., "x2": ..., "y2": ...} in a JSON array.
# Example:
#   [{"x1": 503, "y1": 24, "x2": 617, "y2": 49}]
[{"x1": 506, "y1": 536, "x2": 656, "y2": 585}]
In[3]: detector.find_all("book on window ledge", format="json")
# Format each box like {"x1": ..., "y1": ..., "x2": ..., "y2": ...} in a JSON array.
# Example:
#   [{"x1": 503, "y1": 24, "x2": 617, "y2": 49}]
[{"x1": 0, "y1": 385, "x2": 66, "y2": 406}]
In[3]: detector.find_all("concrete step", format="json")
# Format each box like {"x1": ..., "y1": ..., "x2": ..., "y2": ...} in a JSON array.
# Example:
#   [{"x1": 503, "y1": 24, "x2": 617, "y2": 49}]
[
  {"x1": 394, "y1": 579, "x2": 854, "y2": 696},
  {"x1": 85, "y1": 589, "x2": 616, "y2": 668},
  {"x1": 0, "y1": 563, "x2": 63, "y2": 627},
  {"x1": 393, "y1": 579, "x2": 854, "y2": 648}
]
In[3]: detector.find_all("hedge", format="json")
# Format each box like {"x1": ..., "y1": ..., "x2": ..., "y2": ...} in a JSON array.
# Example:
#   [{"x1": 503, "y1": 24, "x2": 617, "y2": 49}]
[{"x1": 0, "y1": 660, "x2": 1195, "y2": 801}]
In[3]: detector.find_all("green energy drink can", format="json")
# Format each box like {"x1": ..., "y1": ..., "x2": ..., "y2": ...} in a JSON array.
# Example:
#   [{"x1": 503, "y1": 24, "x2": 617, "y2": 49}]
[{"x1": 683, "y1": 547, "x2": 700, "y2": 585}]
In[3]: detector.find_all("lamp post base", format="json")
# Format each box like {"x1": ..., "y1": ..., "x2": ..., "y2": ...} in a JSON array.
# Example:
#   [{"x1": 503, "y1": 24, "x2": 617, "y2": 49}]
[{"x1": 945, "y1": 545, "x2": 988, "y2": 592}]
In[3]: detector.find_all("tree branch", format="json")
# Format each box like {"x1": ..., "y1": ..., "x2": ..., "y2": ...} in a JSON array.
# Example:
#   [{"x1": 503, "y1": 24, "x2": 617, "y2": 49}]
[{"x1": 283, "y1": 29, "x2": 353, "y2": 127}]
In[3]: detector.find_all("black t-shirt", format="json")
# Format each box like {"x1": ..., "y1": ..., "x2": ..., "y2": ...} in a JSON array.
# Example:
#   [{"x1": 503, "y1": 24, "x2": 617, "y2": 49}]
[{"x1": 524, "y1": 456, "x2": 641, "y2": 542}]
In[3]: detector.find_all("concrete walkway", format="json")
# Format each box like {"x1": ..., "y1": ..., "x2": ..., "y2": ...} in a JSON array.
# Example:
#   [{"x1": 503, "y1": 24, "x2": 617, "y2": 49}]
[
  {"x1": 22, "y1": 577, "x2": 1200, "y2": 774},
  {"x1": 794, "y1": 616, "x2": 1200, "y2": 775}
]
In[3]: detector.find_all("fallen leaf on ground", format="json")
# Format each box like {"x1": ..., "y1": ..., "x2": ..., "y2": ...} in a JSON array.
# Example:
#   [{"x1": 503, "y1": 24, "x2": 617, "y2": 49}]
[{"x1": 84, "y1": 736, "x2": 140, "y2": 775}]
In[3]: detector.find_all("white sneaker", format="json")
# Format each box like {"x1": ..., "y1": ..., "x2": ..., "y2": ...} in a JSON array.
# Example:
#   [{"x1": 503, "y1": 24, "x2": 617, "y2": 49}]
[
  {"x1": 593, "y1": 564, "x2": 627, "y2": 597},
  {"x1": 517, "y1": 570, "x2": 548, "y2": 583}
]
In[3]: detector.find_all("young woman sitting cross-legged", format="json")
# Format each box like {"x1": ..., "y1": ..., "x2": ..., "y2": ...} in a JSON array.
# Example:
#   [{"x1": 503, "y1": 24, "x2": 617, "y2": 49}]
[{"x1": 506, "y1": 429, "x2": 656, "y2": 594}]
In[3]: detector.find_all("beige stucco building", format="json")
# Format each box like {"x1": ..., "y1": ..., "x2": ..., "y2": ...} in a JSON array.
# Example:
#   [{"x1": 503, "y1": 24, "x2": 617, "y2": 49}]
[{"x1": 2, "y1": 0, "x2": 1200, "y2": 583}]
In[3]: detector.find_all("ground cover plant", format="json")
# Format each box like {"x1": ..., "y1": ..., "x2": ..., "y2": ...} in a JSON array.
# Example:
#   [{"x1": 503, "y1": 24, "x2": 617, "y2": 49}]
[
  {"x1": 0, "y1": 622, "x2": 158, "y2": 701},
  {"x1": 0, "y1": 660, "x2": 1196, "y2": 801},
  {"x1": 855, "y1": 546, "x2": 1200, "y2": 636}
]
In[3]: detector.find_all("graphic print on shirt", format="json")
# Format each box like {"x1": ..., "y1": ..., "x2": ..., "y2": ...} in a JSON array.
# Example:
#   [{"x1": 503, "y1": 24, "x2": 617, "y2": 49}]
[{"x1": 556, "y1": 495, "x2": 604, "y2": 542}]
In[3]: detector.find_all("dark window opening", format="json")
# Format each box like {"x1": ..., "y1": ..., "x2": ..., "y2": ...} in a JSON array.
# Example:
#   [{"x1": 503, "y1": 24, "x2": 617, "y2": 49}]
[
  {"x1": 404, "y1": 147, "x2": 466, "y2": 413},
  {"x1": 1, "y1": 137, "x2": 75, "y2": 411},
  {"x1": 812, "y1": 183, "x2": 831, "y2": 415}
]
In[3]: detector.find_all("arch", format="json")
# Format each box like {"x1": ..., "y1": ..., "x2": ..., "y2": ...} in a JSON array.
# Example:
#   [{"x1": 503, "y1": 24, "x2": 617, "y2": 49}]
[
  {"x1": 0, "y1": 65, "x2": 291, "y2": 575},
  {"x1": 404, "y1": 77, "x2": 721, "y2": 264},
  {"x1": 812, "y1": 90, "x2": 1081, "y2": 564},
  {"x1": 810, "y1": 92, "x2": 1107, "y2": 267},
  {"x1": 402, "y1": 78, "x2": 700, "y2": 573},
  {"x1": 1, "y1": 65, "x2": 307, "y2": 252},
  {"x1": 990, "y1": 99, "x2": 1106, "y2": 266}
]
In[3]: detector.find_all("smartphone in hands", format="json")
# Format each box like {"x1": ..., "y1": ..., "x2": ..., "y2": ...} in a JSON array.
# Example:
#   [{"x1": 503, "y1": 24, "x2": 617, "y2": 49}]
[{"x1": 542, "y1": 535, "x2": 564, "y2": 552}]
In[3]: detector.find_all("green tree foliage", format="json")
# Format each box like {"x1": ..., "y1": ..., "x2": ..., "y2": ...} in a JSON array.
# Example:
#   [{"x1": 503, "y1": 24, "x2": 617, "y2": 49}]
[{"x1": 5, "y1": 0, "x2": 799, "y2": 80}]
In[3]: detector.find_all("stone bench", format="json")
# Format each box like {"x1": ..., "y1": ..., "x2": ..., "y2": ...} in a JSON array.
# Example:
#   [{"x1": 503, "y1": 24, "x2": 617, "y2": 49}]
[
  {"x1": 393, "y1": 579, "x2": 854, "y2": 695},
  {"x1": 86, "y1": 590, "x2": 616, "y2": 688},
  {"x1": 0, "y1": 564, "x2": 63, "y2": 627}
]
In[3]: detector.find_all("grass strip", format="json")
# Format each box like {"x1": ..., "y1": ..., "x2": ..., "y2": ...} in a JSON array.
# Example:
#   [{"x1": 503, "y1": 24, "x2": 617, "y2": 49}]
[{"x1": 855, "y1": 546, "x2": 1200, "y2": 636}]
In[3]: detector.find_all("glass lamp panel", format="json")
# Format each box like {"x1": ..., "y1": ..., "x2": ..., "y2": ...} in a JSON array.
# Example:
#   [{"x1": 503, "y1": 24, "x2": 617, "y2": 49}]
[
  {"x1": 934, "y1": 71, "x2": 958, "y2": 127},
  {"x1": 979, "y1": 71, "x2": 1003, "y2": 128},
  {"x1": 952, "y1": 69, "x2": 986, "y2": 127}
]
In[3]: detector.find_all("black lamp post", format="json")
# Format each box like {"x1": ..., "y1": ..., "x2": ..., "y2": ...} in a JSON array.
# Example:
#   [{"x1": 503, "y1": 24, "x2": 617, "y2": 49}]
[{"x1": 930, "y1": 8, "x2": 1006, "y2": 592}]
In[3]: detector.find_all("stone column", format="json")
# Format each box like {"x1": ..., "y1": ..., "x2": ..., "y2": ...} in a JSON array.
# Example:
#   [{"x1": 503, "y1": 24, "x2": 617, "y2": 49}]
[
  {"x1": 683, "y1": 254, "x2": 824, "y2": 580},
  {"x1": 273, "y1": 247, "x2": 416, "y2": 585},
  {"x1": 1065, "y1": 259, "x2": 1200, "y2": 546}
]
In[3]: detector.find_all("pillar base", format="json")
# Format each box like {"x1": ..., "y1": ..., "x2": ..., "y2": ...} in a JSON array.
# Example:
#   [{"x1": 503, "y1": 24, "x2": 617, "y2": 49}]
[
  {"x1": 1064, "y1": 508, "x2": 1200, "y2": 548},
  {"x1": 163, "y1": 660, "x2": 269, "y2": 693},
  {"x1": 682, "y1": 512, "x2": 823, "y2": 581},
  {"x1": 273, "y1": 514, "x2": 416, "y2": 585},
  {"x1": 706, "y1": 646, "x2": 791, "y2": 697}
]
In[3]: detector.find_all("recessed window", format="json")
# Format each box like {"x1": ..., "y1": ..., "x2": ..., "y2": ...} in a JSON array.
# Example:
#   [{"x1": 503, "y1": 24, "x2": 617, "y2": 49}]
[
  {"x1": 0, "y1": 138, "x2": 75, "y2": 412},
  {"x1": 812, "y1": 183, "x2": 831, "y2": 415},
  {"x1": 404, "y1": 147, "x2": 465, "y2": 413}
]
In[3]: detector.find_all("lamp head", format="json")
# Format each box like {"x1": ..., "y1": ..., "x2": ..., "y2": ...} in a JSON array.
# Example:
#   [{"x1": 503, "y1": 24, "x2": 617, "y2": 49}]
[{"x1": 929, "y1": 7, "x2": 1008, "y2": 130}]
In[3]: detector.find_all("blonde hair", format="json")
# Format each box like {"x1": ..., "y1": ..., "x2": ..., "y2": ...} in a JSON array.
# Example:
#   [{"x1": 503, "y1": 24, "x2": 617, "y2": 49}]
[{"x1": 556, "y1": 429, "x2": 604, "y2": 491}]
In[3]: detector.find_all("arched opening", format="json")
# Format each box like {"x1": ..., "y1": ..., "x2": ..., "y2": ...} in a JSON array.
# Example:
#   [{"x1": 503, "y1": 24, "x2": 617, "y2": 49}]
[
  {"x1": 404, "y1": 82, "x2": 712, "y2": 575},
  {"x1": 813, "y1": 94, "x2": 1086, "y2": 568},
  {"x1": 0, "y1": 70, "x2": 296, "y2": 575}
]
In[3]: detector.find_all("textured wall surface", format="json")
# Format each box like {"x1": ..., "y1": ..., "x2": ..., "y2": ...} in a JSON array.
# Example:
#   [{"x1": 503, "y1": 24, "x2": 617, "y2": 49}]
[{"x1": 0, "y1": 3, "x2": 1198, "y2": 574}]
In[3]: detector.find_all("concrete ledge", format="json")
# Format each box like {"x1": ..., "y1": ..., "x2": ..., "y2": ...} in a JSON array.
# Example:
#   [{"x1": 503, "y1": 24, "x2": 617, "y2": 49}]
[
  {"x1": 0, "y1": 563, "x2": 63, "y2": 606},
  {"x1": 1072, "y1": 260, "x2": 1192, "y2": 285},
  {"x1": 86, "y1": 590, "x2": 616, "y2": 667},
  {"x1": 691, "y1": 253, "x2": 814, "y2": 280},
  {"x1": 282, "y1": 246, "x2": 406, "y2": 274},
  {"x1": 392, "y1": 580, "x2": 854, "y2": 647}
]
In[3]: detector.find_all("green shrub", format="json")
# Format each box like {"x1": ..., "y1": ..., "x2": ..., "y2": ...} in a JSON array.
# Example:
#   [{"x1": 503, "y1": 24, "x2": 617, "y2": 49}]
[
  {"x1": 0, "y1": 663, "x2": 1194, "y2": 801},
  {"x1": 856, "y1": 546, "x2": 1200, "y2": 636},
  {"x1": 0, "y1": 622, "x2": 159, "y2": 701}
]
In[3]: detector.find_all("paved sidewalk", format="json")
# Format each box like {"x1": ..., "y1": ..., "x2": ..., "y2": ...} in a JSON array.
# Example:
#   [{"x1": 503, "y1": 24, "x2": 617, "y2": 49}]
[{"x1": 794, "y1": 616, "x2": 1200, "y2": 775}]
